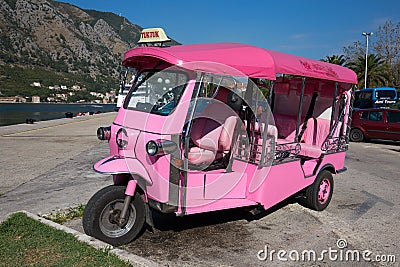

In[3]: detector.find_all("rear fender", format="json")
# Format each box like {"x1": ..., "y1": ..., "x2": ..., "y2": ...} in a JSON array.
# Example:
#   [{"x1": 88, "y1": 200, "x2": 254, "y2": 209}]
[{"x1": 319, "y1": 163, "x2": 335, "y2": 175}]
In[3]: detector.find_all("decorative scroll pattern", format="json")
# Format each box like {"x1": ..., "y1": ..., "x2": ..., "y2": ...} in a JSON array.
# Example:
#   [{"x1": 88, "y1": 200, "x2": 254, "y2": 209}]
[
  {"x1": 322, "y1": 136, "x2": 348, "y2": 153},
  {"x1": 274, "y1": 142, "x2": 301, "y2": 161}
]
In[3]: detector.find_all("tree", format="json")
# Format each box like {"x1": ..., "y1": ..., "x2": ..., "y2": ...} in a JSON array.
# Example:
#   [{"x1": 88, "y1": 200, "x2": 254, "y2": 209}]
[
  {"x1": 321, "y1": 55, "x2": 347, "y2": 66},
  {"x1": 343, "y1": 40, "x2": 364, "y2": 63},
  {"x1": 347, "y1": 54, "x2": 391, "y2": 89},
  {"x1": 373, "y1": 21, "x2": 400, "y2": 88},
  {"x1": 343, "y1": 20, "x2": 400, "y2": 88},
  {"x1": 373, "y1": 21, "x2": 400, "y2": 66}
]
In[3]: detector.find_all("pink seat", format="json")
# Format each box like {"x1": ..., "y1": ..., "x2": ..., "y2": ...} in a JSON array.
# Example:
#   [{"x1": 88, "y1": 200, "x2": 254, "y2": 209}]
[
  {"x1": 274, "y1": 113, "x2": 333, "y2": 159},
  {"x1": 188, "y1": 116, "x2": 237, "y2": 165},
  {"x1": 188, "y1": 97, "x2": 239, "y2": 165},
  {"x1": 188, "y1": 147, "x2": 219, "y2": 165},
  {"x1": 299, "y1": 143, "x2": 322, "y2": 158},
  {"x1": 274, "y1": 113, "x2": 302, "y2": 140},
  {"x1": 298, "y1": 118, "x2": 331, "y2": 158},
  {"x1": 243, "y1": 120, "x2": 278, "y2": 140}
]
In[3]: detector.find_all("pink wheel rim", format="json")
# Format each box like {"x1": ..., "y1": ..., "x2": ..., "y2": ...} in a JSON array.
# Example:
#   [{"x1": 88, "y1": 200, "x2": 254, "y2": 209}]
[{"x1": 318, "y1": 178, "x2": 331, "y2": 204}]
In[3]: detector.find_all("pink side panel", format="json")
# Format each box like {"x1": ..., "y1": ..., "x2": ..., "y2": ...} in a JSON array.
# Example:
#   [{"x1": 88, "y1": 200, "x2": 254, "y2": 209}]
[
  {"x1": 183, "y1": 198, "x2": 256, "y2": 215},
  {"x1": 324, "y1": 152, "x2": 346, "y2": 171},
  {"x1": 185, "y1": 170, "x2": 247, "y2": 200},
  {"x1": 204, "y1": 172, "x2": 247, "y2": 199},
  {"x1": 247, "y1": 161, "x2": 308, "y2": 209},
  {"x1": 248, "y1": 153, "x2": 346, "y2": 210},
  {"x1": 135, "y1": 132, "x2": 173, "y2": 203},
  {"x1": 184, "y1": 161, "x2": 254, "y2": 214},
  {"x1": 187, "y1": 172, "x2": 205, "y2": 200}
]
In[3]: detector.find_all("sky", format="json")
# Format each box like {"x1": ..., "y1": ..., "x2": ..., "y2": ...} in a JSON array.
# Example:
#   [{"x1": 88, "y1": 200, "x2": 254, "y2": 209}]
[{"x1": 60, "y1": 0, "x2": 399, "y2": 60}]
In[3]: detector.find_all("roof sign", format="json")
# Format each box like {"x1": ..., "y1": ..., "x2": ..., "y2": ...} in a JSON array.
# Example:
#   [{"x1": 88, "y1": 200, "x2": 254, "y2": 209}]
[{"x1": 138, "y1": 28, "x2": 171, "y2": 44}]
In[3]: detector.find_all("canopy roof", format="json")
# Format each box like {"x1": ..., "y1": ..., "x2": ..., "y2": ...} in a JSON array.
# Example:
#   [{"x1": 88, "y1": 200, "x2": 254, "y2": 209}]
[{"x1": 123, "y1": 43, "x2": 357, "y2": 84}]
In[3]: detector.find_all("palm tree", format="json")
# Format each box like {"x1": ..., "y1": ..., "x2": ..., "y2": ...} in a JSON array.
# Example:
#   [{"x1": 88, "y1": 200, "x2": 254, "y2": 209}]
[
  {"x1": 347, "y1": 54, "x2": 391, "y2": 88},
  {"x1": 321, "y1": 55, "x2": 347, "y2": 66}
]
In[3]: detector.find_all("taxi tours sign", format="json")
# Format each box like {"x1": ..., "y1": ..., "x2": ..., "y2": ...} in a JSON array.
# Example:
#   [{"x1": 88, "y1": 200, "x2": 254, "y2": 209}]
[{"x1": 138, "y1": 28, "x2": 171, "y2": 44}]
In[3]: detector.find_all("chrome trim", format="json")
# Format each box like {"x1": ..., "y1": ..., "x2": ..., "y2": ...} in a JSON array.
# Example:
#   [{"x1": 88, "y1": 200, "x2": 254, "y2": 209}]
[{"x1": 116, "y1": 128, "x2": 128, "y2": 148}]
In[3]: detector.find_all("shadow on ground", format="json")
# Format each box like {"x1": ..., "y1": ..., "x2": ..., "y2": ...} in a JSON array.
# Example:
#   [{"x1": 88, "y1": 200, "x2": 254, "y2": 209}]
[{"x1": 124, "y1": 198, "x2": 297, "y2": 265}]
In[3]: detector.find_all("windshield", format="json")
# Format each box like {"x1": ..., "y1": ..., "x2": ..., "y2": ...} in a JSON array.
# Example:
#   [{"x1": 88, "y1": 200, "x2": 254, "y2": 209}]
[
  {"x1": 124, "y1": 70, "x2": 188, "y2": 116},
  {"x1": 376, "y1": 90, "x2": 396, "y2": 99}
]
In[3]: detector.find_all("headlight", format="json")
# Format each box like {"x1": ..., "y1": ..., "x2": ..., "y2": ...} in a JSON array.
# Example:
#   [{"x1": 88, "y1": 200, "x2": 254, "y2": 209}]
[
  {"x1": 146, "y1": 140, "x2": 177, "y2": 156},
  {"x1": 146, "y1": 141, "x2": 158, "y2": 156},
  {"x1": 97, "y1": 126, "x2": 111, "y2": 140}
]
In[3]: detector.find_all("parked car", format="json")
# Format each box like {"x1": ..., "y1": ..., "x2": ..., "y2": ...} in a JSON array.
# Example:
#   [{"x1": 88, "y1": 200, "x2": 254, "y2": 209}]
[{"x1": 350, "y1": 108, "x2": 400, "y2": 142}]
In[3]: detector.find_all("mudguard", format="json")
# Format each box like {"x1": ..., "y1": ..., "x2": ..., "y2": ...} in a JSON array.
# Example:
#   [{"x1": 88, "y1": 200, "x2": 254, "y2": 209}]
[{"x1": 93, "y1": 156, "x2": 152, "y2": 185}]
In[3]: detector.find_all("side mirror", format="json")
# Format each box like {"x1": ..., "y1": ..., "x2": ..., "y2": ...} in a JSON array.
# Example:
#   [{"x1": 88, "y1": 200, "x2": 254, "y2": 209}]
[{"x1": 227, "y1": 91, "x2": 243, "y2": 111}]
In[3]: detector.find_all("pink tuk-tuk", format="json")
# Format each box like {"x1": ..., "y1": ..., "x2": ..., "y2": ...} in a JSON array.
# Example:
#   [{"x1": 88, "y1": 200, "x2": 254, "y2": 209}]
[{"x1": 83, "y1": 39, "x2": 357, "y2": 246}]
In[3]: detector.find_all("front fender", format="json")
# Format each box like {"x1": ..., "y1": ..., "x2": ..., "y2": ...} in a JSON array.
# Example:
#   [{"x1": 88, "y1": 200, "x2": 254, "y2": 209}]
[{"x1": 93, "y1": 156, "x2": 152, "y2": 185}]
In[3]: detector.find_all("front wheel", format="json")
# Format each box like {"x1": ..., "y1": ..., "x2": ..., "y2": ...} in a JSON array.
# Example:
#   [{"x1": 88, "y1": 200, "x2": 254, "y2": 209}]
[
  {"x1": 82, "y1": 185, "x2": 145, "y2": 246},
  {"x1": 301, "y1": 170, "x2": 334, "y2": 211}
]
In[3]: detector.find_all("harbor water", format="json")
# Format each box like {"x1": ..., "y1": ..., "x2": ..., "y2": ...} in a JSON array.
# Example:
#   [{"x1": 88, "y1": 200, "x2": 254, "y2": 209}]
[{"x1": 0, "y1": 103, "x2": 116, "y2": 126}]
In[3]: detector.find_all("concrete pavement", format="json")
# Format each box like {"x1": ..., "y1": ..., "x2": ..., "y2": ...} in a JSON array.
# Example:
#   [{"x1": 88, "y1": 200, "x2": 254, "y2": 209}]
[
  {"x1": 0, "y1": 113, "x2": 116, "y2": 196},
  {"x1": 0, "y1": 113, "x2": 116, "y2": 219}
]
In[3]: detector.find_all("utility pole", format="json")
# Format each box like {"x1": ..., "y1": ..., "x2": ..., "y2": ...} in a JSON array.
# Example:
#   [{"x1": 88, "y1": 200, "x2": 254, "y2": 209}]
[{"x1": 362, "y1": 32, "x2": 373, "y2": 89}]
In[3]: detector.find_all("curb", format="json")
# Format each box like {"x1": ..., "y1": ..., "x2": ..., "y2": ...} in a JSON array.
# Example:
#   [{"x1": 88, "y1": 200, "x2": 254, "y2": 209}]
[{"x1": 8, "y1": 211, "x2": 161, "y2": 267}]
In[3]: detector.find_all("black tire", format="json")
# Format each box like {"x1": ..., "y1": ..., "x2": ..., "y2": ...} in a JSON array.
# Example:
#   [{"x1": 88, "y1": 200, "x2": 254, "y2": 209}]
[
  {"x1": 302, "y1": 170, "x2": 334, "y2": 211},
  {"x1": 82, "y1": 185, "x2": 145, "y2": 246},
  {"x1": 350, "y1": 128, "x2": 364, "y2": 142}
]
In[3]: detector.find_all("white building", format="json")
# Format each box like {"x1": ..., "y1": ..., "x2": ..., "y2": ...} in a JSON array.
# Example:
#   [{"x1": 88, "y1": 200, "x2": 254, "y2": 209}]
[
  {"x1": 31, "y1": 82, "x2": 41, "y2": 87},
  {"x1": 32, "y1": 96, "x2": 40, "y2": 103}
]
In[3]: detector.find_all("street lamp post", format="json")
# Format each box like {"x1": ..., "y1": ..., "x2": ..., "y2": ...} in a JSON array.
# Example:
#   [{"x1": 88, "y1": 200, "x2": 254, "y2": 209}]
[{"x1": 362, "y1": 32, "x2": 373, "y2": 89}]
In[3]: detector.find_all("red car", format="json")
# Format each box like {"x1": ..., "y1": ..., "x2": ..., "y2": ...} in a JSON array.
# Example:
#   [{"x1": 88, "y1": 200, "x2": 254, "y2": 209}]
[{"x1": 350, "y1": 108, "x2": 400, "y2": 142}]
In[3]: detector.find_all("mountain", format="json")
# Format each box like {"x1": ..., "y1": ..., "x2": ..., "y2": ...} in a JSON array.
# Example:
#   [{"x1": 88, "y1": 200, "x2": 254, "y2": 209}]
[{"x1": 0, "y1": 0, "x2": 179, "y2": 98}]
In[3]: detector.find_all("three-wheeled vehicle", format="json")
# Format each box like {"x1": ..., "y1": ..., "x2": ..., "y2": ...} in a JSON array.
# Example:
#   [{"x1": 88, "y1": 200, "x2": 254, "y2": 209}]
[{"x1": 83, "y1": 33, "x2": 357, "y2": 246}]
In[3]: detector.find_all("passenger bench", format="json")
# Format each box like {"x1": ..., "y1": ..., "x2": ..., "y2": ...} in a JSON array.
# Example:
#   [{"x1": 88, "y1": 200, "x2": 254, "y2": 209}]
[
  {"x1": 299, "y1": 118, "x2": 329, "y2": 158},
  {"x1": 274, "y1": 114, "x2": 332, "y2": 159}
]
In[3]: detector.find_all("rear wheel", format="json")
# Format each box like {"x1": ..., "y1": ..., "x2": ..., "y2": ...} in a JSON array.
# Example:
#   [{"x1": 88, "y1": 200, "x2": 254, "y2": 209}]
[
  {"x1": 82, "y1": 185, "x2": 145, "y2": 246},
  {"x1": 301, "y1": 170, "x2": 334, "y2": 211},
  {"x1": 350, "y1": 128, "x2": 364, "y2": 142}
]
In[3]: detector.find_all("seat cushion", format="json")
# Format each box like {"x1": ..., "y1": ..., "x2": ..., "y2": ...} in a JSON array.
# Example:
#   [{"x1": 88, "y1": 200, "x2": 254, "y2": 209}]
[
  {"x1": 187, "y1": 147, "x2": 217, "y2": 165},
  {"x1": 219, "y1": 116, "x2": 237, "y2": 151},
  {"x1": 298, "y1": 143, "x2": 323, "y2": 158},
  {"x1": 191, "y1": 118, "x2": 222, "y2": 152}
]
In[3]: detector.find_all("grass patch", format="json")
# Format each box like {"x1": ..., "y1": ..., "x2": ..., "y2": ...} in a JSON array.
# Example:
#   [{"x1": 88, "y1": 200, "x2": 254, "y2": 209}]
[
  {"x1": 0, "y1": 212, "x2": 132, "y2": 266},
  {"x1": 41, "y1": 204, "x2": 86, "y2": 224}
]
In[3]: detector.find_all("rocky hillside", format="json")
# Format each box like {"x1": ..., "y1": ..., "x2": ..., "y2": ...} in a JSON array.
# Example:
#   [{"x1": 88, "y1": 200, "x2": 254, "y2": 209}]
[{"x1": 0, "y1": 0, "x2": 178, "y2": 96}]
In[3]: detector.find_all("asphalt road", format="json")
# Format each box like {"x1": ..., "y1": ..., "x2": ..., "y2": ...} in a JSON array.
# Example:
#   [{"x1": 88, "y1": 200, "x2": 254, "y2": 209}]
[
  {"x1": 66, "y1": 140, "x2": 398, "y2": 266},
  {"x1": 117, "y1": 140, "x2": 399, "y2": 266},
  {"x1": 0, "y1": 113, "x2": 115, "y2": 218},
  {"x1": 0, "y1": 113, "x2": 116, "y2": 195},
  {"x1": 0, "y1": 115, "x2": 398, "y2": 266}
]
